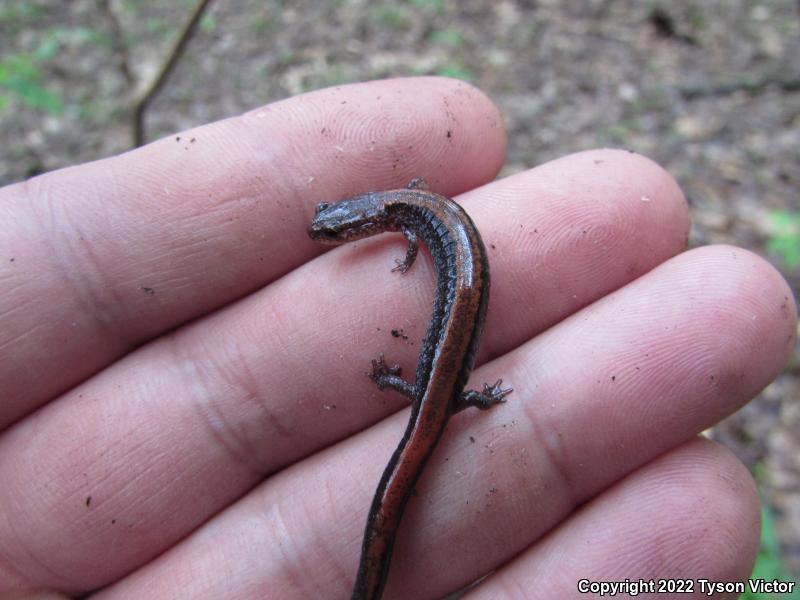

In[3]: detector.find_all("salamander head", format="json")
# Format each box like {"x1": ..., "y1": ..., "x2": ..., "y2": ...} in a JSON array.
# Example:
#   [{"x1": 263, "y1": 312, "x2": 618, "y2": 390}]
[{"x1": 307, "y1": 193, "x2": 392, "y2": 244}]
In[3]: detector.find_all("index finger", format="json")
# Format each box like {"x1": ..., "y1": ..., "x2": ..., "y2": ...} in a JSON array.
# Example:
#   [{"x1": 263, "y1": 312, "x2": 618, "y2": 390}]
[{"x1": 0, "y1": 77, "x2": 506, "y2": 428}]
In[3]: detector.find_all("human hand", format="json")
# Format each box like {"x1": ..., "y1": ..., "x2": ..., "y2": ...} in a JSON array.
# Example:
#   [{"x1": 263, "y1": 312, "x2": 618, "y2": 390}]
[{"x1": 0, "y1": 77, "x2": 794, "y2": 599}]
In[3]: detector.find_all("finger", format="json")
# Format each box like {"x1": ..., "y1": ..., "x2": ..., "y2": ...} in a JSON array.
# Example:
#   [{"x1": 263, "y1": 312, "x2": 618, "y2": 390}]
[
  {"x1": 0, "y1": 592, "x2": 71, "y2": 600},
  {"x1": 0, "y1": 149, "x2": 690, "y2": 593},
  {"x1": 469, "y1": 438, "x2": 759, "y2": 599},
  {"x1": 0, "y1": 76, "x2": 506, "y2": 428},
  {"x1": 90, "y1": 246, "x2": 791, "y2": 598}
]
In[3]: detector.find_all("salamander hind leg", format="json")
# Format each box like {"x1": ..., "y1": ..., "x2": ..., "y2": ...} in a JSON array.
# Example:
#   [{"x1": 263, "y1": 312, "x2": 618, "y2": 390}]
[
  {"x1": 452, "y1": 379, "x2": 512, "y2": 413},
  {"x1": 369, "y1": 354, "x2": 416, "y2": 399}
]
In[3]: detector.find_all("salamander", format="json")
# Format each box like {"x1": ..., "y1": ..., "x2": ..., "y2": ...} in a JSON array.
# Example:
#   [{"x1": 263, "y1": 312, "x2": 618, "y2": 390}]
[{"x1": 308, "y1": 177, "x2": 510, "y2": 600}]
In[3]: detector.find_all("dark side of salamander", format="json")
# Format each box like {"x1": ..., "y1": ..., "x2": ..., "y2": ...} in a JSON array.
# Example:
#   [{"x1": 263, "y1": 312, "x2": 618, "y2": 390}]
[{"x1": 308, "y1": 178, "x2": 511, "y2": 600}]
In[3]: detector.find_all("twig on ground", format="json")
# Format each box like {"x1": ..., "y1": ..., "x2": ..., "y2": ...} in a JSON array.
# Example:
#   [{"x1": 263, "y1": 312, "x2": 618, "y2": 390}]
[{"x1": 132, "y1": 0, "x2": 214, "y2": 147}]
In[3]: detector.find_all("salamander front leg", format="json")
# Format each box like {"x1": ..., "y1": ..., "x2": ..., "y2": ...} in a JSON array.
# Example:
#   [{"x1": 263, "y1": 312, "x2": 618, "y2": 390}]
[
  {"x1": 391, "y1": 227, "x2": 418, "y2": 274},
  {"x1": 368, "y1": 354, "x2": 416, "y2": 399},
  {"x1": 452, "y1": 379, "x2": 512, "y2": 413}
]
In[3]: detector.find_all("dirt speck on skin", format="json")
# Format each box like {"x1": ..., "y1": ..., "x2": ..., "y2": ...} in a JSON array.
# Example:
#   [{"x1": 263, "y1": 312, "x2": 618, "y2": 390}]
[{"x1": 1, "y1": 0, "x2": 799, "y2": 575}]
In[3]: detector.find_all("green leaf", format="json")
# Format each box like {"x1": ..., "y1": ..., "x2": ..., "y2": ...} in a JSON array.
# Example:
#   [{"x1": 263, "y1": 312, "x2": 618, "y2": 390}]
[
  {"x1": 411, "y1": 0, "x2": 445, "y2": 11},
  {"x1": 766, "y1": 210, "x2": 800, "y2": 268},
  {"x1": 200, "y1": 13, "x2": 217, "y2": 32},
  {"x1": 0, "y1": 54, "x2": 63, "y2": 115},
  {"x1": 742, "y1": 503, "x2": 799, "y2": 599},
  {"x1": 371, "y1": 6, "x2": 410, "y2": 29},
  {"x1": 0, "y1": 1, "x2": 44, "y2": 24},
  {"x1": 34, "y1": 36, "x2": 61, "y2": 60},
  {"x1": 437, "y1": 64, "x2": 472, "y2": 81},
  {"x1": 429, "y1": 27, "x2": 463, "y2": 47}
]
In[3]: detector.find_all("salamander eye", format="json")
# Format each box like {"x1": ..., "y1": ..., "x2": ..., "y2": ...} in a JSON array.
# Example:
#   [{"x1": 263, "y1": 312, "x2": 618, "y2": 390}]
[{"x1": 314, "y1": 202, "x2": 330, "y2": 215}]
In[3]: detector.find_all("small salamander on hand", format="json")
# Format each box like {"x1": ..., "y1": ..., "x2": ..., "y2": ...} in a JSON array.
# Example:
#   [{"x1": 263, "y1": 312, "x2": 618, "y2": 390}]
[{"x1": 308, "y1": 178, "x2": 511, "y2": 600}]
